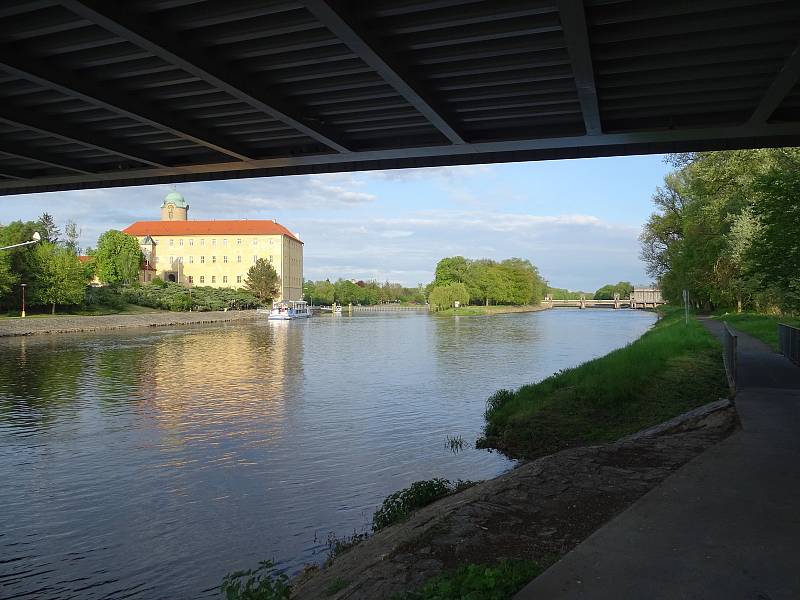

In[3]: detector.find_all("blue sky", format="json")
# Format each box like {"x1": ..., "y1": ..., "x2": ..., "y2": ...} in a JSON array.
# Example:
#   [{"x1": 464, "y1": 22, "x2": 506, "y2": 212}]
[{"x1": 0, "y1": 154, "x2": 671, "y2": 290}]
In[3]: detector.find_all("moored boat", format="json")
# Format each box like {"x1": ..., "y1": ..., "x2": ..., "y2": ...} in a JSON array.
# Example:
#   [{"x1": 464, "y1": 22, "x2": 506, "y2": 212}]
[{"x1": 267, "y1": 300, "x2": 311, "y2": 320}]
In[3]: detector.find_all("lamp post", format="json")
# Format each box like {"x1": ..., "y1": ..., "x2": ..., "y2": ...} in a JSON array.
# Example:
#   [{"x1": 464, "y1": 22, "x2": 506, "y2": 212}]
[{"x1": 20, "y1": 283, "x2": 27, "y2": 318}]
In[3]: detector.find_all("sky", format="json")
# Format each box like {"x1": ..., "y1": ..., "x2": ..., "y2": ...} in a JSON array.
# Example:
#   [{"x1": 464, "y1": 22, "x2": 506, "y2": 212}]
[{"x1": 0, "y1": 154, "x2": 672, "y2": 291}]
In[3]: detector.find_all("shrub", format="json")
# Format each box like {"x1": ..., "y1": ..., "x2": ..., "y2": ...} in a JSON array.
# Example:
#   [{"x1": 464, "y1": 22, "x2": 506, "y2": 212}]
[
  {"x1": 372, "y1": 479, "x2": 473, "y2": 532},
  {"x1": 150, "y1": 276, "x2": 165, "y2": 288},
  {"x1": 120, "y1": 282, "x2": 261, "y2": 312},
  {"x1": 220, "y1": 560, "x2": 291, "y2": 600},
  {"x1": 396, "y1": 560, "x2": 542, "y2": 600},
  {"x1": 83, "y1": 286, "x2": 126, "y2": 310}
]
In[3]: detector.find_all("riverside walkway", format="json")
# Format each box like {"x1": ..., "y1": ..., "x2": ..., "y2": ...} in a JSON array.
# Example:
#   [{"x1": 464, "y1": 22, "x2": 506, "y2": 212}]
[{"x1": 516, "y1": 318, "x2": 800, "y2": 600}]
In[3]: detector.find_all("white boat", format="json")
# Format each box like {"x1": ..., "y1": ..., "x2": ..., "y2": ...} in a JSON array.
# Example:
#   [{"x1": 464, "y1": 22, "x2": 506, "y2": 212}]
[{"x1": 267, "y1": 300, "x2": 312, "y2": 320}]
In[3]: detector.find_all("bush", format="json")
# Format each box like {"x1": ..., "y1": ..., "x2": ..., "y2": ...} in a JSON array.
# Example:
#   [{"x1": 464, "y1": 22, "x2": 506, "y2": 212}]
[
  {"x1": 372, "y1": 479, "x2": 473, "y2": 532},
  {"x1": 396, "y1": 560, "x2": 542, "y2": 600},
  {"x1": 120, "y1": 282, "x2": 261, "y2": 312},
  {"x1": 220, "y1": 560, "x2": 291, "y2": 600},
  {"x1": 83, "y1": 286, "x2": 127, "y2": 310},
  {"x1": 150, "y1": 276, "x2": 165, "y2": 288}
]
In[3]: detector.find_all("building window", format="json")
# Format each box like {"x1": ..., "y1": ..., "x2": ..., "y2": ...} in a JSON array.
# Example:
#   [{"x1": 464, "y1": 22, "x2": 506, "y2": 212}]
[
  {"x1": 211, "y1": 276, "x2": 216, "y2": 283},
  {"x1": 188, "y1": 256, "x2": 193, "y2": 264},
  {"x1": 188, "y1": 276, "x2": 193, "y2": 284},
  {"x1": 200, "y1": 256, "x2": 204, "y2": 263},
  {"x1": 223, "y1": 256, "x2": 228, "y2": 263},
  {"x1": 179, "y1": 239, "x2": 183, "y2": 246},
  {"x1": 252, "y1": 239, "x2": 258, "y2": 246},
  {"x1": 212, "y1": 256, "x2": 216, "y2": 263},
  {"x1": 189, "y1": 239, "x2": 193, "y2": 246},
  {"x1": 253, "y1": 255, "x2": 258, "y2": 263},
  {"x1": 223, "y1": 239, "x2": 228, "y2": 247},
  {"x1": 237, "y1": 238, "x2": 242, "y2": 246},
  {"x1": 269, "y1": 255, "x2": 273, "y2": 263},
  {"x1": 169, "y1": 239, "x2": 174, "y2": 246},
  {"x1": 236, "y1": 275, "x2": 242, "y2": 283},
  {"x1": 237, "y1": 255, "x2": 241, "y2": 263},
  {"x1": 169, "y1": 256, "x2": 174, "y2": 264},
  {"x1": 199, "y1": 276, "x2": 204, "y2": 283},
  {"x1": 200, "y1": 239, "x2": 204, "y2": 246},
  {"x1": 212, "y1": 239, "x2": 216, "y2": 247},
  {"x1": 223, "y1": 275, "x2": 228, "y2": 283}
]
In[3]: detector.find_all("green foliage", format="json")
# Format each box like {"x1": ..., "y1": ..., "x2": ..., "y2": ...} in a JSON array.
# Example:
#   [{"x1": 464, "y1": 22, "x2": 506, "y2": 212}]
[
  {"x1": 151, "y1": 276, "x2": 165, "y2": 288},
  {"x1": 718, "y1": 312, "x2": 800, "y2": 351},
  {"x1": 640, "y1": 149, "x2": 800, "y2": 313},
  {"x1": 246, "y1": 258, "x2": 281, "y2": 303},
  {"x1": 95, "y1": 230, "x2": 143, "y2": 285},
  {"x1": 220, "y1": 560, "x2": 291, "y2": 600},
  {"x1": 433, "y1": 256, "x2": 547, "y2": 306},
  {"x1": 372, "y1": 479, "x2": 472, "y2": 531},
  {"x1": 324, "y1": 579, "x2": 349, "y2": 597},
  {"x1": 37, "y1": 212, "x2": 60, "y2": 243},
  {"x1": 303, "y1": 279, "x2": 425, "y2": 306},
  {"x1": 478, "y1": 308, "x2": 729, "y2": 459},
  {"x1": 593, "y1": 281, "x2": 633, "y2": 300},
  {"x1": 396, "y1": 560, "x2": 543, "y2": 600},
  {"x1": 0, "y1": 251, "x2": 18, "y2": 298},
  {"x1": 325, "y1": 531, "x2": 369, "y2": 567},
  {"x1": 84, "y1": 286, "x2": 127, "y2": 311},
  {"x1": 428, "y1": 282, "x2": 470, "y2": 311},
  {"x1": 121, "y1": 281, "x2": 260, "y2": 311},
  {"x1": 29, "y1": 243, "x2": 87, "y2": 313}
]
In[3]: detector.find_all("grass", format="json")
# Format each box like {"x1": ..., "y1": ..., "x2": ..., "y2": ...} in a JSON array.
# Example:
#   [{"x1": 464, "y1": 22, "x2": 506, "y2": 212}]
[
  {"x1": 372, "y1": 479, "x2": 476, "y2": 532},
  {"x1": 477, "y1": 306, "x2": 729, "y2": 459},
  {"x1": 0, "y1": 303, "x2": 163, "y2": 318},
  {"x1": 717, "y1": 312, "x2": 800, "y2": 351},
  {"x1": 394, "y1": 559, "x2": 543, "y2": 600},
  {"x1": 220, "y1": 560, "x2": 291, "y2": 600},
  {"x1": 436, "y1": 304, "x2": 545, "y2": 316}
]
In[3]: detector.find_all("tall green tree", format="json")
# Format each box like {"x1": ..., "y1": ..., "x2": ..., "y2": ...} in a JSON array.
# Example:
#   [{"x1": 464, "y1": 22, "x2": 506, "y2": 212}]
[
  {"x1": 245, "y1": 258, "x2": 281, "y2": 303},
  {"x1": 94, "y1": 230, "x2": 142, "y2": 285},
  {"x1": 64, "y1": 220, "x2": 80, "y2": 255},
  {"x1": 0, "y1": 251, "x2": 17, "y2": 298},
  {"x1": 37, "y1": 213, "x2": 60, "y2": 243},
  {"x1": 30, "y1": 243, "x2": 87, "y2": 313}
]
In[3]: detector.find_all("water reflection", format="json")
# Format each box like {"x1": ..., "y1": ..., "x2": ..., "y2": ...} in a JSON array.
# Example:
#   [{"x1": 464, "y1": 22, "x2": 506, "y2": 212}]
[{"x1": 0, "y1": 310, "x2": 655, "y2": 599}]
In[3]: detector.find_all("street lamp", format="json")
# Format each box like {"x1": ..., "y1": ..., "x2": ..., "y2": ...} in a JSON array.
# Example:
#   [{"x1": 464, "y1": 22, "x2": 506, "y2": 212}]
[
  {"x1": 20, "y1": 283, "x2": 27, "y2": 318},
  {"x1": 0, "y1": 231, "x2": 40, "y2": 252}
]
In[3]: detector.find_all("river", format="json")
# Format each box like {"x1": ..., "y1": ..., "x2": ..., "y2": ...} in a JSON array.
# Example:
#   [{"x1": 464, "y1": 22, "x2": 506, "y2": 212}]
[{"x1": 0, "y1": 309, "x2": 656, "y2": 599}]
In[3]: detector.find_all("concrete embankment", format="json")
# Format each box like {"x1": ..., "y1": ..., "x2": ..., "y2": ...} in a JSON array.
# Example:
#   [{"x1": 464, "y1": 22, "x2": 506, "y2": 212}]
[
  {"x1": 0, "y1": 310, "x2": 259, "y2": 337},
  {"x1": 291, "y1": 399, "x2": 736, "y2": 599}
]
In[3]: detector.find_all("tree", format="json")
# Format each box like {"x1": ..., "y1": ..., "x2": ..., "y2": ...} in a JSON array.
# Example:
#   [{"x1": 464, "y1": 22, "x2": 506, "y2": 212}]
[
  {"x1": 428, "y1": 282, "x2": 470, "y2": 311},
  {"x1": 30, "y1": 243, "x2": 87, "y2": 313},
  {"x1": 0, "y1": 251, "x2": 17, "y2": 298},
  {"x1": 37, "y1": 213, "x2": 60, "y2": 243},
  {"x1": 94, "y1": 230, "x2": 143, "y2": 285},
  {"x1": 594, "y1": 281, "x2": 633, "y2": 300},
  {"x1": 245, "y1": 258, "x2": 281, "y2": 303},
  {"x1": 64, "y1": 220, "x2": 80, "y2": 255}
]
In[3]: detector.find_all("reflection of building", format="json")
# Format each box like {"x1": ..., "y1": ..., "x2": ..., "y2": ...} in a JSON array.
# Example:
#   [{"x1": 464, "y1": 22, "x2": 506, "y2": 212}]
[{"x1": 122, "y1": 190, "x2": 303, "y2": 301}]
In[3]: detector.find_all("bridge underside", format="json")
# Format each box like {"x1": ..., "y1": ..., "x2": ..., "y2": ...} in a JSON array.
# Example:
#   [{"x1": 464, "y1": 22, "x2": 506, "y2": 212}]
[{"x1": 2, "y1": 0, "x2": 800, "y2": 196}]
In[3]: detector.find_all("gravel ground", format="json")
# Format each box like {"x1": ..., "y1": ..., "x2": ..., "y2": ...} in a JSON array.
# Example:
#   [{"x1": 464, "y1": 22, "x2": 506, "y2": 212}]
[{"x1": 0, "y1": 310, "x2": 260, "y2": 337}]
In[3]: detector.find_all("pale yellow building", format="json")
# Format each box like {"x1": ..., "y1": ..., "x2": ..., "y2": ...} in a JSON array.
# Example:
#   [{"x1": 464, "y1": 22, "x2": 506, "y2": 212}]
[{"x1": 123, "y1": 191, "x2": 303, "y2": 301}]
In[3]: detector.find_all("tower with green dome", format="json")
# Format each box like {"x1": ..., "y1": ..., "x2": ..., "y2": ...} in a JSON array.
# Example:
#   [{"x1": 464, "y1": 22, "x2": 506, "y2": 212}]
[{"x1": 161, "y1": 189, "x2": 188, "y2": 221}]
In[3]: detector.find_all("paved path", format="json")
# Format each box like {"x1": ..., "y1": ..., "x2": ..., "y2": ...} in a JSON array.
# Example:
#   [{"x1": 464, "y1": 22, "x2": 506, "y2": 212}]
[
  {"x1": 0, "y1": 310, "x2": 259, "y2": 337},
  {"x1": 516, "y1": 318, "x2": 800, "y2": 600}
]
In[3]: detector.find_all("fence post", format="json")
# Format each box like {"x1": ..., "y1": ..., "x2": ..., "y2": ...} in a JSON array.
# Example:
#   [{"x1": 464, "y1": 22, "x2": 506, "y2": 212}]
[{"x1": 778, "y1": 323, "x2": 800, "y2": 366}]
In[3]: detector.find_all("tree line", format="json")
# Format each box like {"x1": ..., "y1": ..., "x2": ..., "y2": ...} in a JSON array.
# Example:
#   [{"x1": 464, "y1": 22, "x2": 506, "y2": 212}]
[
  {"x1": 640, "y1": 150, "x2": 800, "y2": 313},
  {"x1": 427, "y1": 256, "x2": 547, "y2": 310},
  {"x1": 303, "y1": 279, "x2": 425, "y2": 306}
]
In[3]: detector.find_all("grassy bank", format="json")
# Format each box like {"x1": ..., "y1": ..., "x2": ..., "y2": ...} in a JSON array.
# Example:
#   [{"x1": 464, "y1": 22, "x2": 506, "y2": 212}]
[
  {"x1": 717, "y1": 312, "x2": 800, "y2": 351},
  {"x1": 436, "y1": 304, "x2": 547, "y2": 316},
  {"x1": 478, "y1": 307, "x2": 729, "y2": 459}
]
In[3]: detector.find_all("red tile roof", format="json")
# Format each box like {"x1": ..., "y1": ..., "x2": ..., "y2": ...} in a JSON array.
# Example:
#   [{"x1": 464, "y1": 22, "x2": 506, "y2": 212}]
[
  {"x1": 122, "y1": 220, "x2": 301, "y2": 242},
  {"x1": 78, "y1": 255, "x2": 91, "y2": 263}
]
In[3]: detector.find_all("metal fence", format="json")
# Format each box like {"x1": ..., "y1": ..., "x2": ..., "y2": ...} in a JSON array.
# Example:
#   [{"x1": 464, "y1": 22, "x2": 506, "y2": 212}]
[
  {"x1": 722, "y1": 323, "x2": 738, "y2": 390},
  {"x1": 778, "y1": 323, "x2": 800, "y2": 366}
]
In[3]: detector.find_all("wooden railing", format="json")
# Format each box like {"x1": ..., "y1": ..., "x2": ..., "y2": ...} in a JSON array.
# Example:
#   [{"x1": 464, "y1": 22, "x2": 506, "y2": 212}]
[{"x1": 778, "y1": 323, "x2": 800, "y2": 366}]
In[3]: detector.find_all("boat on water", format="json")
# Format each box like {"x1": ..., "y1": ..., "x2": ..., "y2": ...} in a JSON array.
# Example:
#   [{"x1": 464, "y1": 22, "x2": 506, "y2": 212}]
[{"x1": 265, "y1": 300, "x2": 312, "y2": 320}]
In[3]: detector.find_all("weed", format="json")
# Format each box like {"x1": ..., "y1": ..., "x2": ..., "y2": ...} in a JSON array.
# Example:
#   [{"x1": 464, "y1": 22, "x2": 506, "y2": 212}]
[
  {"x1": 324, "y1": 531, "x2": 368, "y2": 567},
  {"x1": 395, "y1": 559, "x2": 542, "y2": 600},
  {"x1": 220, "y1": 560, "x2": 291, "y2": 600},
  {"x1": 445, "y1": 434, "x2": 465, "y2": 453},
  {"x1": 372, "y1": 479, "x2": 476, "y2": 532}
]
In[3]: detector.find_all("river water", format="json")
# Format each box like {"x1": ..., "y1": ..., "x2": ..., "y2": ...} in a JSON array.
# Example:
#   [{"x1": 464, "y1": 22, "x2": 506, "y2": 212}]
[{"x1": 0, "y1": 309, "x2": 656, "y2": 599}]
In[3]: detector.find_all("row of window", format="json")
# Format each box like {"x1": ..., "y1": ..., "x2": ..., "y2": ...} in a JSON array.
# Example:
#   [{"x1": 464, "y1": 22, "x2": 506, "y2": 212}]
[
  {"x1": 187, "y1": 275, "x2": 244, "y2": 284},
  {"x1": 167, "y1": 238, "x2": 277, "y2": 247},
  {"x1": 158, "y1": 255, "x2": 273, "y2": 264}
]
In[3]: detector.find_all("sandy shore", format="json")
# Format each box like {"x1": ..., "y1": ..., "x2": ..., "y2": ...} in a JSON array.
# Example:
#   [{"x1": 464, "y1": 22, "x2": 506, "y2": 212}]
[{"x1": 0, "y1": 310, "x2": 260, "y2": 337}]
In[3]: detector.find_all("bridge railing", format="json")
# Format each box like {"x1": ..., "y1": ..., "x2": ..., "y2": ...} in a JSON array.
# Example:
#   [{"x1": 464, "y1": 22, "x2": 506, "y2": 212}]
[
  {"x1": 722, "y1": 323, "x2": 738, "y2": 390},
  {"x1": 778, "y1": 323, "x2": 800, "y2": 366}
]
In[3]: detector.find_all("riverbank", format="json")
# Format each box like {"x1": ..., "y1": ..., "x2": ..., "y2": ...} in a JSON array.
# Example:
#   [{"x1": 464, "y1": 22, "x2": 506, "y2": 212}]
[
  {"x1": 0, "y1": 309, "x2": 259, "y2": 337},
  {"x1": 291, "y1": 400, "x2": 736, "y2": 599},
  {"x1": 287, "y1": 308, "x2": 732, "y2": 598},
  {"x1": 479, "y1": 307, "x2": 728, "y2": 458},
  {"x1": 436, "y1": 304, "x2": 549, "y2": 316}
]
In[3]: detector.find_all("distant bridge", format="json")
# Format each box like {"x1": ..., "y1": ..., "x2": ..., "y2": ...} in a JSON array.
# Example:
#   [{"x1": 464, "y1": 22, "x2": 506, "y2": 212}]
[{"x1": 545, "y1": 289, "x2": 665, "y2": 310}]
